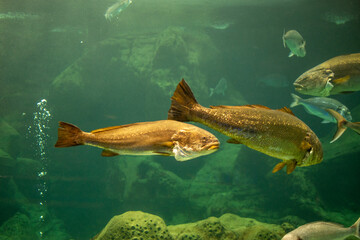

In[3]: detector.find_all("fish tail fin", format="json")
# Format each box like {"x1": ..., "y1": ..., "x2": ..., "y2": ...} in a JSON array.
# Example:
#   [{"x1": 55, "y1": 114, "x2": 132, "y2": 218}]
[
  {"x1": 168, "y1": 79, "x2": 199, "y2": 122},
  {"x1": 210, "y1": 88, "x2": 214, "y2": 97},
  {"x1": 282, "y1": 28, "x2": 286, "y2": 47},
  {"x1": 290, "y1": 93, "x2": 301, "y2": 107},
  {"x1": 55, "y1": 122, "x2": 84, "y2": 147},
  {"x1": 351, "y1": 217, "x2": 360, "y2": 238},
  {"x1": 326, "y1": 109, "x2": 348, "y2": 143}
]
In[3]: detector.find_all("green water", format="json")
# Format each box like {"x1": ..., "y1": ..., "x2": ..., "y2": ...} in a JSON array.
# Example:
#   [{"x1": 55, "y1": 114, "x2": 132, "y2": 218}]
[{"x1": 0, "y1": 0, "x2": 359, "y2": 239}]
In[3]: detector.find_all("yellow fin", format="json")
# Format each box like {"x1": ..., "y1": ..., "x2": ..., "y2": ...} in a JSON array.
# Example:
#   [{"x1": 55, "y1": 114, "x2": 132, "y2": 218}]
[
  {"x1": 286, "y1": 160, "x2": 297, "y2": 174},
  {"x1": 300, "y1": 139, "x2": 312, "y2": 150},
  {"x1": 277, "y1": 107, "x2": 295, "y2": 116},
  {"x1": 272, "y1": 162, "x2": 286, "y2": 173},
  {"x1": 226, "y1": 138, "x2": 241, "y2": 144},
  {"x1": 153, "y1": 152, "x2": 171, "y2": 156},
  {"x1": 101, "y1": 149, "x2": 119, "y2": 157},
  {"x1": 332, "y1": 75, "x2": 350, "y2": 85},
  {"x1": 155, "y1": 141, "x2": 174, "y2": 148}
]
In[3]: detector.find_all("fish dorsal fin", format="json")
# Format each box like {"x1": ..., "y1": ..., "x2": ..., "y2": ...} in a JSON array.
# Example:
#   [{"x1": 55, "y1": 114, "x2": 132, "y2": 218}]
[
  {"x1": 277, "y1": 107, "x2": 295, "y2": 116},
  {"x1": 244, "y1": 104, "x2": 271, "y2": 109},
  {"x1": 91, "y1": 122, "x2": 148, "y2": 134},
  {"x1": 101, "y1": 149, "x2": 119, "y2": 157}
]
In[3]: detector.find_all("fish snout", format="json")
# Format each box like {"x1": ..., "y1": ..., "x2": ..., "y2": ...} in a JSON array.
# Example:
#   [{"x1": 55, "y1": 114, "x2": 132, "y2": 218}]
[{"x1": 293, "y1": 82, "x2": 304, "y2": 91}]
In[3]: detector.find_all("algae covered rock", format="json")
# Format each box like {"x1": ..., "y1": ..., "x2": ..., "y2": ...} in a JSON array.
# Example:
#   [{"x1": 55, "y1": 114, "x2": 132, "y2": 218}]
[
  {"x1": 93, "y1": 211, "x2": 173, "y2": 240},
  {"x1": 0, "y1": 212, "x2": 38, "y2": 240}
]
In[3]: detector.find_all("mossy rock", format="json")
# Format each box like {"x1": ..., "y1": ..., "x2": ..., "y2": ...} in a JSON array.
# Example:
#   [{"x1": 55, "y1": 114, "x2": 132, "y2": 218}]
[
  {"x1": 0, "y1": 212, "x2": 38, "y2": 240},
  {"x1": 93, "y1": 211, "x2": 173, "y2": 240}
]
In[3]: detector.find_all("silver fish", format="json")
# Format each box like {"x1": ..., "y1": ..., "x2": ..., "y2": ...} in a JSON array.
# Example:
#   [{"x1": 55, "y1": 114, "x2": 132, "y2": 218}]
[
  {"x1": 282, "y1": 30, "x2": 306, "y2": 57},
  {"x1": 326, "y1": 109, "x2": 360, "y2": 143},
  {"x1": 293, "y1": 53, "x2": 360, "y2": 96},
  {"x1": 282, "y1": 218, "x2": 360, "y2": 240},
  {"x1": 105, "y1": 0, "x2": 132, "y2": 21},
  {"x1": 290, "y1": 94, "x2": 352, "y2": 123},
  {"x1": 210, "y1": 77, "x2": 227, "y2": 97}
]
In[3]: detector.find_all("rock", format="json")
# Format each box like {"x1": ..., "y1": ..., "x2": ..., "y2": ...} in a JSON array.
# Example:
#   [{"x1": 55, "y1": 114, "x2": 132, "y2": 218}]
[
  {"x1": 93, "y1": 211, "x2": 173, "y2": 240},
  {"x1": 0, "y1": 212, "x2": 38, "y2": 240},
  {"x1": 0, "y1": 119, "x2": 20, "y2": 154}
]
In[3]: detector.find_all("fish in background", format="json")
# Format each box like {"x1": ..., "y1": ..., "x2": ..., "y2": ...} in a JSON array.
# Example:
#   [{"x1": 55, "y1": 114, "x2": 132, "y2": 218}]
[
  {"x1": 322, "y1": 11, "x2": 357, "y2": 25},
  {"x1": 294, "y1": 53, "x2": 360, "y2": 96},
  {"x1": 282, "y1": 29, "x2": 306, "y2": 57},
  {"x1": 0, "y1": 12, "x2": 40, "y2": 20},
  {"x1": 55, "y1": 120, "x2": 219, "y2": 161},
  {"x1": 105, "y1": 0, "x2": 132, "y2": 21},
  {"x1": 282, "y1": 217, "x2": 360, "y2": 240},
  {"x1": 210, "y1": 77, "x2": 227, "y2": 97},
  {"x1": 209, "y1": 20, "x2": 233, "y2": 30},
  {"x1": 256, "y1": 73, "x2": 289, "y2": 88},
  {"x1": 326, "y1": 109, "x2": 360, "y2": 143},
  {"x1": 290, "y1": 93, "x2": 352, "y2": 123},
  {"x1": 168, "y1": 79, "x2": 323, "y2": 174}
]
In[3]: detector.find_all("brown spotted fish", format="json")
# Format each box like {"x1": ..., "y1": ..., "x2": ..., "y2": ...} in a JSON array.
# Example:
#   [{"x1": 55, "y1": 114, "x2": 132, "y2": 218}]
[
  {"x1": 168, "y1": 79, "x2": 323, "y2": 174},
  {"x1": 55, "y1": 120, "x2": 219, "y2": 161},
  {"x1": 294, "y1": 53, "x2": 360, "y2": 96}
]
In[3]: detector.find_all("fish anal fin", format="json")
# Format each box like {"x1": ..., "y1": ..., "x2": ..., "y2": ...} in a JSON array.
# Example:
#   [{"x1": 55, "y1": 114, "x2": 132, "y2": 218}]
[
  {"x1": 154, "y1": 151, "x2": 171, "y2": 156},
  {"x1": 226, "y1": 138, "x2": 242, "y2": 144},
  {"x1": 288, "y1": 52, "x2": 294, "y2": 57},
  {"x1": 278, "y1": 107, "x2": 295, "y2": 116},
  {"x1": 272, "y1": 162, "x2": 286, "y2": 173},
  {"x1": 101, "y1": 149, "x2": 119, "y2": 157},
  {"x1": 332, "y1": 75, "x2": 351, "y2": 85},
  {"x1": 286, "y1": 160, "x2": 297, "y2": 174}
]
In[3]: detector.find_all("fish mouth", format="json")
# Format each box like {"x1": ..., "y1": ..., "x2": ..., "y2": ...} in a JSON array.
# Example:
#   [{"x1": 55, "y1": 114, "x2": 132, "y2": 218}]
[
  {"x1": 207, "y1": 144, "x2": 220, "y2": 151},
  {"x1": 293, "y1": 82, "x2": 304, "y2": 91}
]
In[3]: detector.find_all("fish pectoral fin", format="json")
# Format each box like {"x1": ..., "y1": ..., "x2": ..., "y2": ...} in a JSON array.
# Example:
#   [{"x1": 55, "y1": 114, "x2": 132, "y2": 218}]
[
  {"x1": 332, "y1": 75, "x2": 351, "y2": 85},
  {"x1": 277, "y1": 107, "x2": 295, "y2": 116},
  {"x1": 173, "y1": 143, "x2": 194, "y2": 161},
  {"x1": 101, "y1": 149, "x2": 119, "y2": 157},
  {"x1": 321, "y1": 120, "x2": 331, "y2": 124},
  {"x1": 272, "y1": 162, "x2": 286, "y2": 173},
  {"x1": 226, "y1": 138, "x2": 242, "y2": 144},
  {"x1": 286, "y1": 160, "x2": 297, "y2": 174},
  {"x1": 156, "y1": 141, "x2": 175, "y2": 148}
]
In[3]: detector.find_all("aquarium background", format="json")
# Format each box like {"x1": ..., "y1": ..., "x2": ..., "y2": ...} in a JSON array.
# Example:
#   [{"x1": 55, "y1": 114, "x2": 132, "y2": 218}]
[{"x1": 0, "y1": 0, "x2": 360, "y2": 239}]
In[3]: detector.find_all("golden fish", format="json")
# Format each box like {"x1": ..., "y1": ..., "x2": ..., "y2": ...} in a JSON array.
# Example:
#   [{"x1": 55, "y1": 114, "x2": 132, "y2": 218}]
[
  {"x1": 294, "y1": 53, "x2": 360, "y2": 96},
  {"x1": 55, "y1": 120, "x2": 219, "y2": 161},
  {"x1": 168, "y1": 79, "x2": 323, "y2": 174}
]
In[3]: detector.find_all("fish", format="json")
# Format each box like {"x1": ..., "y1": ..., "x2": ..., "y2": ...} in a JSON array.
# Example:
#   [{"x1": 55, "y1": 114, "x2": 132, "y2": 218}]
[
  {"x1": 0, "y1": 12, "x2": 40, "y2": 20},
  {"x1": 282, "y1": 29, "x2": 306, "y2": 57},
  {"x1": 256, "y1": 73, "x2": 289, "y2": 88},
  {"x1": 326, "y1": 109, "x2": 360, "y2": 143},
  {"x1": 54, "y1": 120, "x2": 219, "y2": 161},
  {"x1": 322, "y1": 11, "x2": 357, "y2": 25},
  {"x1": 210, "y1": 77, "x2": 227, "y2": 97},
  {"x1": 293, "y1": 53, "x2": 360, "y2": 96},
  {"x1": 105, "y1": 0, "x2": 132, "y2": 21},
  {"x1": 282, "y1": 218, "x2": 360, "y2": 240},
  {"x1": 168, "y1": 79, "x2": 323, "y2": 174},
  {"x1": 290, "y1": 93, "x2": 352, "y2": 124}
]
